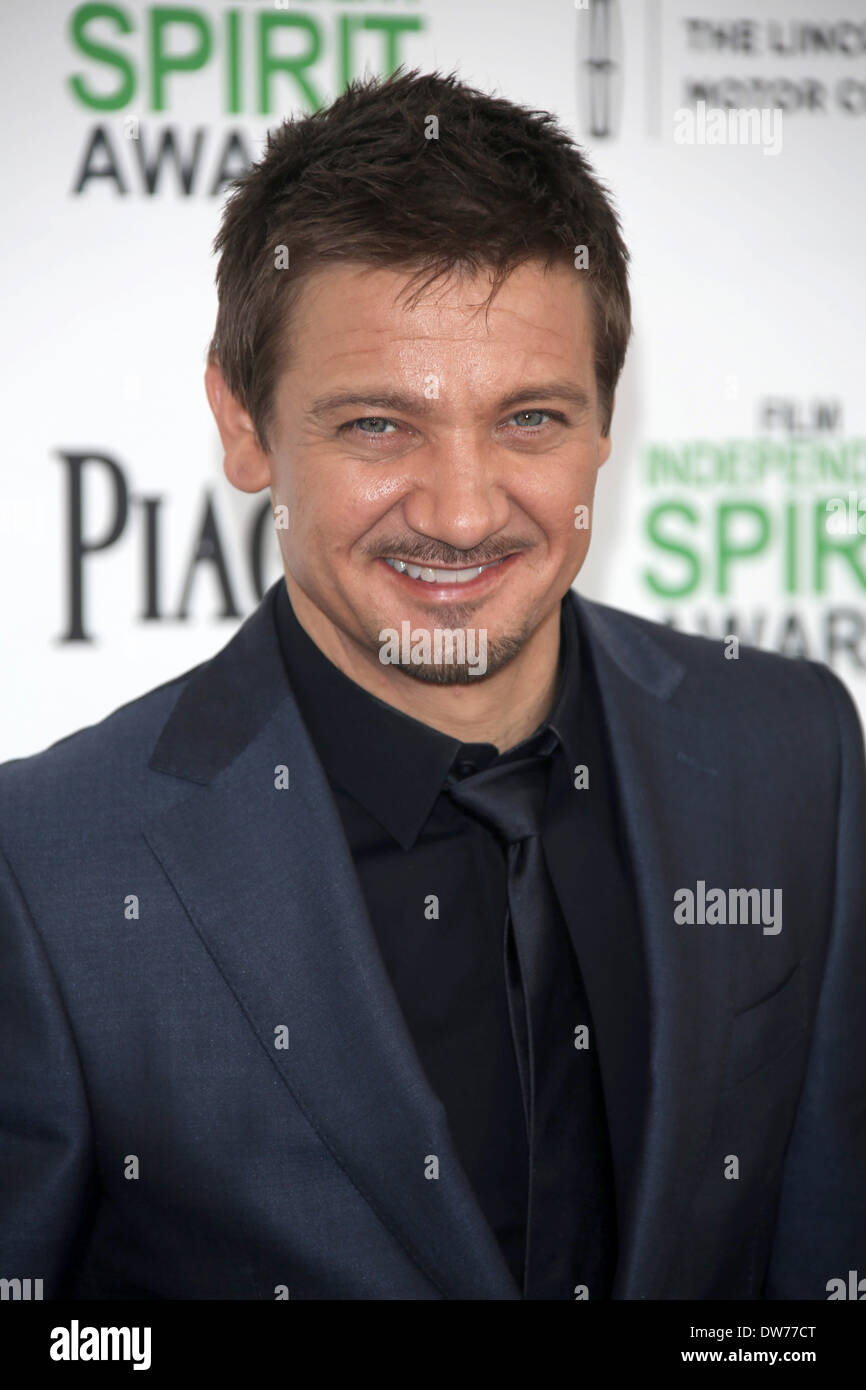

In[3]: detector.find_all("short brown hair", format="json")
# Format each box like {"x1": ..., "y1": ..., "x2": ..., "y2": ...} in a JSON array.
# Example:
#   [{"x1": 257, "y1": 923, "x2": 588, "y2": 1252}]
[{"x1": 208, "y1": 67, "x2": 631, "y2": 450}]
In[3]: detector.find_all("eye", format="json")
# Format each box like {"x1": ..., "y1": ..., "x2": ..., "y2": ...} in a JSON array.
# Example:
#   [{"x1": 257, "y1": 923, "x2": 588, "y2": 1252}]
[
  {"x1": 341, "y1": 416, "x2": 399, "y2": 436},
  {"x1": 506, "y1": 409, "x2": 563, "y2": 430}
]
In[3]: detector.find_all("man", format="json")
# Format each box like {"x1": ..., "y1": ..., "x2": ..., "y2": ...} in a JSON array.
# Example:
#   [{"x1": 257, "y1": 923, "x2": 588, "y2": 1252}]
[{"x1": 1, "y1": 69, "x2": 864, "y2": 1302}]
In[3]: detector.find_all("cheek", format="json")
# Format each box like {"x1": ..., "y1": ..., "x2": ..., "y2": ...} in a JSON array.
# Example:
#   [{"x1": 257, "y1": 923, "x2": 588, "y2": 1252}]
[
  {"x1": 515, "y1": 453, "x2": 598, "y2": 538},
  {"x1": 276, "y1": 447, "x2": 366, "y2": 533},
  {"x1": 287, "y1": 469, "x2": 402, "y2": 576}
]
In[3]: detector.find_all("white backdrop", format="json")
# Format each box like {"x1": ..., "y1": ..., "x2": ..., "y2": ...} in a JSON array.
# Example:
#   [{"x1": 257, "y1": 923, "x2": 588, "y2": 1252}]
[{"x1": 2, "y1": 0, "x2": 865, "y2": 759}]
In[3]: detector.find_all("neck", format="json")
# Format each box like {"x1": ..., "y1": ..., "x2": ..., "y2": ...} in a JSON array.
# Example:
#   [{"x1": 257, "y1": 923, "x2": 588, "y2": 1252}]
[{"x1": 284, "y1": 576, "x2": 564, "y2": 752}]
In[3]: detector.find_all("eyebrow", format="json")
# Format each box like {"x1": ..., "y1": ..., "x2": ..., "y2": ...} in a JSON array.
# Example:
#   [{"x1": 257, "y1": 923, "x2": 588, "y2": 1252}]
[{"x1": 307, "y1": 380, "x2": 592, "y2": 419}]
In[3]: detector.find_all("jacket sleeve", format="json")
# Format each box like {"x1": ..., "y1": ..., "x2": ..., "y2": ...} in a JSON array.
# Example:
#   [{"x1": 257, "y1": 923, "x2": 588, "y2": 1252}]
[
  {"x1": 763, "y1": 664, "x2": 866, "y2": 1298},
  {"x1": 0, "y1": 842, "x2": 98, "y2": 1298}
]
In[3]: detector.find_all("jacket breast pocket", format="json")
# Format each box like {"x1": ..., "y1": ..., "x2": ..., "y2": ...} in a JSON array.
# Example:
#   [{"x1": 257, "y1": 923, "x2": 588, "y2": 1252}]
[{"x1": 726, "y1": 961, "x2": 809, "y2": 1087}]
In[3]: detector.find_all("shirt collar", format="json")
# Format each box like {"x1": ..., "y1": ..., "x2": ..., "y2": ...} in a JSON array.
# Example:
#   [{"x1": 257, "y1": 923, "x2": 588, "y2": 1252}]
[{"x1": 273, "y1": 580, "x2": 582, "y2": 849}]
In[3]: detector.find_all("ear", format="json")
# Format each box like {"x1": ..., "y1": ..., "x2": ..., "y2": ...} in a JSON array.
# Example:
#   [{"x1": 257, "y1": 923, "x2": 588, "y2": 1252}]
[
  {"x1": 598, "y1": 394, "x2": 614, "y2": 466},
  {"x1": 204, "y1": 360, "x2": 272, "y2": 493}
]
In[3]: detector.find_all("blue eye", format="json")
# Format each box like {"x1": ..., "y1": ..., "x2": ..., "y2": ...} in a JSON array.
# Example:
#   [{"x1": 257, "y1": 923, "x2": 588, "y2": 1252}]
[
  {"x1": 511, "y1": 410, "x2": 550, "y2": 428},
  {"x1": 348, "y1": 417, "x2": 396, "y2": 434}
]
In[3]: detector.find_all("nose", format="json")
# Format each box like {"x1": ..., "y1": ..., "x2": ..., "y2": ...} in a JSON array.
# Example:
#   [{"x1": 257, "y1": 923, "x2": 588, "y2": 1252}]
[{"x1": 400, "y1": 433, "x2": 512, "y2": 556}]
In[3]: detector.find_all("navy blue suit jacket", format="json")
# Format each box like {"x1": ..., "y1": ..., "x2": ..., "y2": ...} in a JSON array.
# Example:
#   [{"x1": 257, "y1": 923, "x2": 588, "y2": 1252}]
[{"x1": 1, "y1": 582, "x2": 864, "y2": 1299}]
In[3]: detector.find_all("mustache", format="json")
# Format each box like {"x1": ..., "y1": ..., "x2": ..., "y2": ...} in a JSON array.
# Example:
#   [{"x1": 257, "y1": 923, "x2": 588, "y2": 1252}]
[{"x1": 368, "y1": 539, "x2": 532, "y2": 567}]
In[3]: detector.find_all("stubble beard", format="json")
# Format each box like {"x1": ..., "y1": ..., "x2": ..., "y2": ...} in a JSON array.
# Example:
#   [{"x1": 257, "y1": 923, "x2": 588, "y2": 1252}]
[{"x1": 362, "y1": 600, "x2": 533, "y2": 686}]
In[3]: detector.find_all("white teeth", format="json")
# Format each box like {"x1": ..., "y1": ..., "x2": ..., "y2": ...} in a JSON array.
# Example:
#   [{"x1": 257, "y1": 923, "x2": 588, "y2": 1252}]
[{"x1": 384, "y1": 557, "x2": 504, "y2": 584}]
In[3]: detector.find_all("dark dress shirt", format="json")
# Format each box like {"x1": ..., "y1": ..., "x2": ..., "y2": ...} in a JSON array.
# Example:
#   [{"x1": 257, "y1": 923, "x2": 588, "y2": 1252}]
[{"x1": 273, "y1": 581, "x2": 643, "y2": 1295}]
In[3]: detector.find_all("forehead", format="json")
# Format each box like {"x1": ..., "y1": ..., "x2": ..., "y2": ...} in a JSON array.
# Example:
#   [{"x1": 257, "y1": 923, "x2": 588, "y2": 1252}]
[{"x1": 284, "y1": 259, "x2": 594, "y2": 387}]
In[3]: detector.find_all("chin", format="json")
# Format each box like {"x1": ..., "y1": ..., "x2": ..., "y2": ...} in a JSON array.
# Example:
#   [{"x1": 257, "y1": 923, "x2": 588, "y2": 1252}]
[{"x1": 367, "y1": 627, "x2": 528, "y2": 685}]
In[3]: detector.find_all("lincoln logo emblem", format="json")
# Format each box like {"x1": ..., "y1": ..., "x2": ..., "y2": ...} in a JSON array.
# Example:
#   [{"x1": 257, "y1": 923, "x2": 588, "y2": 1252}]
[{"x1": 577, "y1": 0, "x2": 623, "y2": 140}]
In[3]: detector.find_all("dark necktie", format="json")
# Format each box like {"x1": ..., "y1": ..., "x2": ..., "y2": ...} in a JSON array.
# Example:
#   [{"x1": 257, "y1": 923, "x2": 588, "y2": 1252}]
[{"x1": 446, "y1": 736, "x2": 617, "y2": 1299}]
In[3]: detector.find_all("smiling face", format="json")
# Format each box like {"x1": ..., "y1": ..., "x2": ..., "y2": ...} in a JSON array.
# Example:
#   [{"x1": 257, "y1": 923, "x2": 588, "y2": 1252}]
[{"x1": 209, "y1": 256, "x2": 612, "y2": 715}]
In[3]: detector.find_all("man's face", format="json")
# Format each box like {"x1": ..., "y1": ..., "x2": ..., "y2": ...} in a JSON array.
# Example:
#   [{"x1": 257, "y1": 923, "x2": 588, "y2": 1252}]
[{"x1": 237, "y1": 257, "x2": 611, "y2": 684}]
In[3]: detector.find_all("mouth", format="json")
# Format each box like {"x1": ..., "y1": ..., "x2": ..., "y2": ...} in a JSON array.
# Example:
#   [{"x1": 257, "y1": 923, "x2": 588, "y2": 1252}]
[{"x1": 378, "y1": 552, "x2": 520, "y2": 599}]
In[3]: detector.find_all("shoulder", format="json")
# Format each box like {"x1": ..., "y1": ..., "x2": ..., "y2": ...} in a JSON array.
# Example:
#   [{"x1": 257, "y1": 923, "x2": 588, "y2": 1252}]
[
  {"x1": 573, "y1": 592, "x2": 864, "y2": 761},
  {"x1": 0, "y1": 664, "x2": 202, "y2": 849},
  {"x1": 0, "y1": 583, "x2": 286, "y2": 862}
]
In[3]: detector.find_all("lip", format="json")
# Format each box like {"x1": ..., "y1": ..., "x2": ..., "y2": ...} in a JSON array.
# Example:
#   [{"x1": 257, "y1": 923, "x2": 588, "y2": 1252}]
[{"x1": 377, "y1": 552, "x2": 521, "y2": 600}]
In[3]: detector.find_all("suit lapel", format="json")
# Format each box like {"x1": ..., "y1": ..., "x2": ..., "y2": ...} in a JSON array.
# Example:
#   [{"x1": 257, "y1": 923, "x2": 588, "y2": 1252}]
[
  {"x1": 143, "y1": 585, "x2": 520, "y2": 1301},
  {"x1": 574, "y1": 592, "x2": 735, "y2": 1298}
]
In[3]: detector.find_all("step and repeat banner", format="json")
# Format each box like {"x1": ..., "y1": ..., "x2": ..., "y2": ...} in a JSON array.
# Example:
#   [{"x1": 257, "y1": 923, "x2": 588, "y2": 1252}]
[{"x1": 1, "y1": 0, "x2": 865, "y2": 759}]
